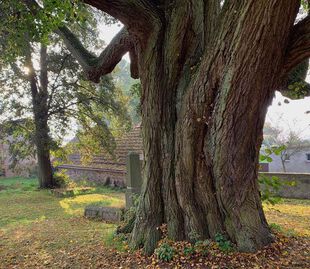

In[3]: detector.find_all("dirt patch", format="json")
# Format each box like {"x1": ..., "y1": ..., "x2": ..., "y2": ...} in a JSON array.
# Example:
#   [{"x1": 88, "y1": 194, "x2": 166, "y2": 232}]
[{"x1": 0, "y1": 185, "x2": 7, "y2": 191}]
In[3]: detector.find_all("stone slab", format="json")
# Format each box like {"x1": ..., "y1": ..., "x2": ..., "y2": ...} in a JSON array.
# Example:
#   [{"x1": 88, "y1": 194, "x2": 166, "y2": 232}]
[{"x1": 84, "y1": 206, "x2": 124, "y2": 222}]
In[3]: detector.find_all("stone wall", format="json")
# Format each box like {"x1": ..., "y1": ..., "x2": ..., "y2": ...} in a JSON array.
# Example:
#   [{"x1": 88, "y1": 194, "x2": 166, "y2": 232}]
[
  {"x1": 57, "y1": 164, "x2": 126, "y2": 187},
  {"x1": 58, "y1": 167, "x2": 310, "y2": 199},
  {"x1": 259, "y1": 172, "x2": 310, "y2": 199}
]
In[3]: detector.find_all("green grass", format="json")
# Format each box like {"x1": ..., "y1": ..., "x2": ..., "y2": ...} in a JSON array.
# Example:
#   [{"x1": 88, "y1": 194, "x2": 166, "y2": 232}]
[
  {"x1": 0, "y1": 176, "x2": 38, "y2": 193},
  {"x1": 0, "y1": 177, "x2": 125, "y2": 230},
  {"x1": 0, "y1": 177, "x2": 127, "y2": 268},
  {"x1": 264, "y1": 198, "x2": 310, "y2": 237}
]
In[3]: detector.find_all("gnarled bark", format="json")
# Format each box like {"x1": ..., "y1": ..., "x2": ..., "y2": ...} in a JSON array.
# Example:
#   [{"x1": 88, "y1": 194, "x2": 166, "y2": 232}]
[
  {"x1": 130, "y1": 0, "x2": 299, "y2": 254},
  {"x1": 57, "y1": 0, "x2": 307, "y2": 255}
]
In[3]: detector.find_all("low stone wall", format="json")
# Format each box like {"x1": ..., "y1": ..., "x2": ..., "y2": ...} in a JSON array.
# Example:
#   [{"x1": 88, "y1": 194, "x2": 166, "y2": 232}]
[
  {"x1": 259, "y1": 172, "x2": 310, "y2": 199},
  {"x1": 57, "y1": 165, "x2": 126, "y2": 187},
  {"x1": 58, "y1": 166, "x2": 309, "y2": 199}
]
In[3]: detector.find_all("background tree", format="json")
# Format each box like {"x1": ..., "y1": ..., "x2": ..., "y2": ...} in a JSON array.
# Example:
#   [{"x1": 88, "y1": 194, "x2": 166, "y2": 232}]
[
  {"x1": 0, "y1": 119, "x2": 36, "y2": 174},
  {"x1": 112, "y1": 60, "x2": 141, "y2": 124},
  {"x1": 263, "y1": 122, "x2": 310, "y2": 172},
  {"x1": 2, "y1": 0, "x2": 310, "y2": 254},
  {"x1": 0, "y1": 6, "x2": 131, "y2": 188}
]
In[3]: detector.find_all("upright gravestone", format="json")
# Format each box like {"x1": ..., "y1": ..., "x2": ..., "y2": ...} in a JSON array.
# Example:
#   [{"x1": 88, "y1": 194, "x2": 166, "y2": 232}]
[{"x1": 126, "y1": 152, "x2": 142, "y2": 208}]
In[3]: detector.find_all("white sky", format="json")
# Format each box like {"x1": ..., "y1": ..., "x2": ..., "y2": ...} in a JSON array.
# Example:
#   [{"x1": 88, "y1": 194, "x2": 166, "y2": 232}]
[
  {"x1": 99, "y1": 23, "x2": 122, "y2": 44},
  {"x1": 266, "y1": 92, "x2": 310, "y2": 139},
  {"x1": 99, "y1": 23, "x2": 130, "y2": 61}
]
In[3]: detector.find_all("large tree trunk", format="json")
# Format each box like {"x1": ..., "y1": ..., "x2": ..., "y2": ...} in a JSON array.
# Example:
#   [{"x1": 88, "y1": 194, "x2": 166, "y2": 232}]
[
  {"x1": 26, "y1": 44, "x2": 55, "y2": 188},
  {"x1": 35, "y1": 117, "x2": 54, "y2": 189},
  {"x1": 59, "y1": 0, "x2": 303, "y2": 255},
  {"x1": 130, "y1": 0, "x2": 299, "y2": 254}
]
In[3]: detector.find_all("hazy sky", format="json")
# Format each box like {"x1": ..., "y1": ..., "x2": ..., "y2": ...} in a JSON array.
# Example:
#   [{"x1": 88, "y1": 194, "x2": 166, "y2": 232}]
[
  {"x1": 267, "y1": 92, "x2": 310, "y2": 138},
  {"x1": 100, "y1": 24, "x2": 310, "y2": 139}
]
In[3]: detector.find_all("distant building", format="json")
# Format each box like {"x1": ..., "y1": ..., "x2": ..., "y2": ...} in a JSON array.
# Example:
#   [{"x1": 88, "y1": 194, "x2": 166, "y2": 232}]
[
  {"x1": 268, "y1": 146, "x2": 310, "y2": 173},
  {"x1": 67, "y1": 124, "x2": 143, "y2": 167},
  {"x1": 58, "y1": 125, "x2": 143, "y2": 186}
]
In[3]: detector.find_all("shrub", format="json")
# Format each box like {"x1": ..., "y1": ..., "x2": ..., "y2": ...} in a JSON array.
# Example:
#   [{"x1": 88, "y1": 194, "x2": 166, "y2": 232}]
[
  {"x1": 215, "y1": 233, "x2": 233, "y2": 252},
  {"x1": 259, "y1": 145, "x2": 295, "y2": 205},
  {"x1": 183, "y1": 245, "x2": 195, "y2": 256},
  {"x1": 259, "y1": 175, "x2": 283, "y2": 204},
  {"x1": 54, "y1": 171, "x2": 75, "y2": 188},
  {"x1": 155, "y1": 242, "x2": 175, "y2": 262}
]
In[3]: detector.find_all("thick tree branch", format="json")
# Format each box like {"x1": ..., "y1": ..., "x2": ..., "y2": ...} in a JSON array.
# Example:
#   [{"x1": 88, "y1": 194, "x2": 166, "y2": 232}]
[
  {"x1": 56, "y1": 26, "x2": 138, "y2": 82},
  {"x1": 39, "y1": 44, "x2": 48, "y2": 94},
  {"x1": 284, "y1": 15, "x2": 310, "y2": 73},
  {"x1": 23, "y1": 0, "x2": 141, "y2": 82},
  {"x1": 84, "y1": 0, "x2": 162, "y2": 36}
]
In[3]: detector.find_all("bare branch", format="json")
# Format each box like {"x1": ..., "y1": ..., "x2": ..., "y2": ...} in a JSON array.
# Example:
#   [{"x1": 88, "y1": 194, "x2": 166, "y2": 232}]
[
  {"x1": 56, "y1": 26, "x2": 137, "y2": 82},
  {"x1": 48, "y1": 99, "x2": 81, "y2": 117},
  {"x1": 47, "y1": 54, "x2": 70, "y2": 110},
  {"x1": 283, "y1": 15, "x2": 310, "y2": 73}
]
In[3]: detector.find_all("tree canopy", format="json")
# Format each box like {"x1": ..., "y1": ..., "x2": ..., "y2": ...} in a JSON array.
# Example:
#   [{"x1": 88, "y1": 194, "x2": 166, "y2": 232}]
[{"x1": 0, "y1": 2, "x2": 131, "y2": 187}]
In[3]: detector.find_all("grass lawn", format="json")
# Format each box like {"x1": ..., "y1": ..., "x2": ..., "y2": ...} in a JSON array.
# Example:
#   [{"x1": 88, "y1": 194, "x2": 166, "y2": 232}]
[
  {"x1": 264, "y1": 199, "x2": 310, "y2": 237},
  {"x1": 0, "y1": 177, "x2": 309, "y2": 268},
  {"x1": 0, "y1": 177, "x2": 125, "y2": 268}
]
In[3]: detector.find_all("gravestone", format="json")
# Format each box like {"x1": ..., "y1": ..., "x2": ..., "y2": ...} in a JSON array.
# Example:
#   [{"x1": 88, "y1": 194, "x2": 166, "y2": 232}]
[
  {"x1": 84, "y1": 152, "x2": 143, "y2": 222},
  {"x1": 126, "y1": 152, "x2": 142, "y2": 208},
  {"x1": 84, "y1": 206, "x2": 124, "y2": 222}
]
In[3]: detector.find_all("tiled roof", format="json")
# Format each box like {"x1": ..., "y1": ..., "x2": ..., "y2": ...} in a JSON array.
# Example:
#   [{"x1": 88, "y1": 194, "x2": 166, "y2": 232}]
[
  {"x1": 114, "y1": 124, "x2": 143, "y2": 163},
  {"x1": 67, "y1": 125, "x2": 143, "y2": 172}
]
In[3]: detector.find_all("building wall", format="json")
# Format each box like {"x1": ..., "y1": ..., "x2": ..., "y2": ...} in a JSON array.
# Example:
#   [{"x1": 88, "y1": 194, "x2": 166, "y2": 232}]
[{"x1": 269, "y1": 147, "x2": 310, "y2": 173}]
